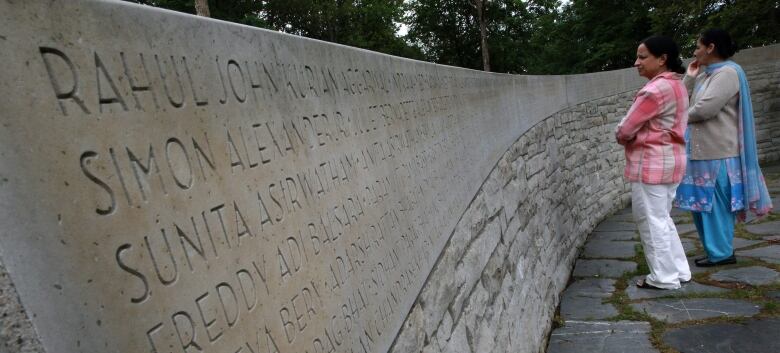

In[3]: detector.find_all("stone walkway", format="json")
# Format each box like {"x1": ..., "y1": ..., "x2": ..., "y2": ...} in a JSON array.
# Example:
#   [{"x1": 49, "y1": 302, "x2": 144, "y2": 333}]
[{"x1": 547, "y1": 163, "x2": 780, "y2": 353}]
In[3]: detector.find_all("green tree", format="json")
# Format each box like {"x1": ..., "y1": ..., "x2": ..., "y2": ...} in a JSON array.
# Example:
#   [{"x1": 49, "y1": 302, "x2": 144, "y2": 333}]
[
  {"x1": 555, "y1": 0, "x2": 653, "y2": 73},
  {"x1": 128, "y1": 0, "x2": 266, "y2": 27},
  {"x1": 263, "y1": 0, "x2": 423, "y2": 59},
  {"x1": 125, "y1": 0, "x2": 421, "y2": 58},
  {"x1": 406, "y1": 0, "x2": 532, "y2": 72},
  {"x1": 125, "y1": 0, "x2": 778, "y2": 74}
]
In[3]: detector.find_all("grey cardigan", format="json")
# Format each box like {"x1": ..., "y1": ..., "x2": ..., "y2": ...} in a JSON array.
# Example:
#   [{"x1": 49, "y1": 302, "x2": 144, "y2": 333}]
[{"x1": 684, "y1": 65, "x2": 740, "y2": 160}]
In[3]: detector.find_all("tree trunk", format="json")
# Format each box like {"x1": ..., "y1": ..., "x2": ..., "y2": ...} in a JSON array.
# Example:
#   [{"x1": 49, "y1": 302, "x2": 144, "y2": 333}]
[
  {"x1": 195, "y1": 0, "x2": 210, "y2": 17},
  {"x1": 473, "y1": 0, "x2": 490, "y2": 71}
]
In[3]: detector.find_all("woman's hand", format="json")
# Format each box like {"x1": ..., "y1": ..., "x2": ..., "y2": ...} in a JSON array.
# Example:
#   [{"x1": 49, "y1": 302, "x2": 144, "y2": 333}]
[{"x1": 687, "y1": 59, "x2": 700, "y2": 77}]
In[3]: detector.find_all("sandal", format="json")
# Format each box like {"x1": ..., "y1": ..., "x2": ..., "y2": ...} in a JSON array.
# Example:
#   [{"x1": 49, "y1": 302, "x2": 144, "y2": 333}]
[{"x1": 635, "y1": 278, "x2": 665, "y2": 290}]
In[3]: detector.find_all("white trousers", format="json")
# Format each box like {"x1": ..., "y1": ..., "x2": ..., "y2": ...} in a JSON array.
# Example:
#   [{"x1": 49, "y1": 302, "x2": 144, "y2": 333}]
[{"x1": 632, "y1": 182, "x2": 691, "y2": 289}]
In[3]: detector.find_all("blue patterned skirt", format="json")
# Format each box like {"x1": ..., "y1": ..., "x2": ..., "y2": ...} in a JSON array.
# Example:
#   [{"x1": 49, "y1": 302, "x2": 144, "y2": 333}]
[{"x1": 673, "y1": 157, "x2": 745, "y2": 213}]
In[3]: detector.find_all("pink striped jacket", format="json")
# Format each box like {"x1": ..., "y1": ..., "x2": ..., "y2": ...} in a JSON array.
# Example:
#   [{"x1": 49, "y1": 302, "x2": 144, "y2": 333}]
[{"x1": 616, "y1": 72, "x2": 689, "y2": 184}]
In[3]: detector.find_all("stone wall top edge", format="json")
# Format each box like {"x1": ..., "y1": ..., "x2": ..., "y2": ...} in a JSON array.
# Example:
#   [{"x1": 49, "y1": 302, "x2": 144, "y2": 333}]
[
  {"x1": 43, "y1": 1, "x2": 779, "y2": 87},
  {"x1": 732, "y1": 44, "x2": 780, "y2": 66}
]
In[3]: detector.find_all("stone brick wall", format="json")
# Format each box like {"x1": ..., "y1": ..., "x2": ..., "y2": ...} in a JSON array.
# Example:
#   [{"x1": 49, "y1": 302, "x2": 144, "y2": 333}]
[
  {"x1": 388, "y1": 44, "x2": 780, "y2": 353},
  {"x1": 388, "y1": 91, "x2": 635, "y2": 353},
  {"x1": 743, "y1": 47, "x2": 780, "y2": 162}
]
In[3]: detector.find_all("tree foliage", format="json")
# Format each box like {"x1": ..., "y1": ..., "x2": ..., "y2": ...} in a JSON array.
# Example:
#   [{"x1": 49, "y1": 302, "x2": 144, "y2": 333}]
[
  {"x1": 128, "y1": 0, "x2": 422, "y2": 59},
  {"x1": 125, "y1": 0, "x2": 778, "y2": 74}
]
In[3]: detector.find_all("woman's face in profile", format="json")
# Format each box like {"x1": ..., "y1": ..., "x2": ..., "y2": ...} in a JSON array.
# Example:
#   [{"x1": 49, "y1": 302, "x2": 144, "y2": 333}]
[
  {"x1": 693, "y1": 39, "x2": 714, "y2": 65},
  {"x1": 634, "y1": 44, "x2": 666, "y2": 80}
]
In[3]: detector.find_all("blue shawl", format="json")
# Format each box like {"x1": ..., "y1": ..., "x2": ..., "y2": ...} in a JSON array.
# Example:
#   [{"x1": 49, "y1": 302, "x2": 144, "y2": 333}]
[{"x1": 709, "y1": 61, "x2": 773, "y2": 217}]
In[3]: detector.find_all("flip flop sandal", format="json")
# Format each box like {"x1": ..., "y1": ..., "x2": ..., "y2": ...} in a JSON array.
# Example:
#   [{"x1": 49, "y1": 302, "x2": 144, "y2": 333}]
[{"x1": 635, "y1": 279, "x2": 664, "y2": 290}]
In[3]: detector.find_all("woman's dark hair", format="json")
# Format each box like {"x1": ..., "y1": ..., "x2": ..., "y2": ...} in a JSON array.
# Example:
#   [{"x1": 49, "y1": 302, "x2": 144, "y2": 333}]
[
  {"x1": 699, "y1": 28, "x2": 738, "y2": 59},
  {"x1": 641, "y1": 35, "x2": 685, "y2": 74}
]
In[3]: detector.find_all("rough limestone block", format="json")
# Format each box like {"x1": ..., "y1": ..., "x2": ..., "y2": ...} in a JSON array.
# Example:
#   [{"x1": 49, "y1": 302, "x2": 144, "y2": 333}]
[
  {"x1": 449, "y1": 218, "x2": 501, "y2": 322},
  {"x1": 390, "y1": 303, "x2": 425, "y2": 353},
  {"x1": 443, "y1": 321, "x2": 472, "y2": 353}
]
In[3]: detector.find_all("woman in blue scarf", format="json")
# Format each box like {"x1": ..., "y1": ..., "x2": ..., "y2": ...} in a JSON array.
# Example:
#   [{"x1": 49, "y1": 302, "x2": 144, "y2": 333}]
[{"x1": 674, "y1": 29, "x2": 773, "y2": 267}]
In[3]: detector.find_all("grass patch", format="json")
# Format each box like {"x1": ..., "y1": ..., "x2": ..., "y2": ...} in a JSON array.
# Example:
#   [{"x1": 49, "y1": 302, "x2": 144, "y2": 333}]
[
  {"x1": 735, "y1": 222, "x2": 763, "y2": 240},
  {"x1": 649, "y1": 320, "x2": 678, "y2": 353},
  {"x1": 756, "y1": 212, "x2": 780, "y2": 223},
  {"x1": 633, "y1": 243, "x2": 649, "y2": 275},
  {"x1": 673, "y1": 214, "x2": 693, "y2": 224},
  {"x1": 551, "y1": 306, "x2": 564, "y2": 329},
  {"x1": 603, "y1": 241, "x2": 780, "y2": 353},
  {"x1": 762, "y1": 301, "x2": 779, "y2": 315}
]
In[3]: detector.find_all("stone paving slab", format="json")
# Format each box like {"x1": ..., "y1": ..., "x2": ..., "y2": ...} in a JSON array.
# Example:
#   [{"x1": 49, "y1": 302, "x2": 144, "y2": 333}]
[
  {"x1": 594, "y1": 221, "x2": 637, "y2": 232},
  {"x1": 737, "y1": 245, "x2": 780, "y2": 264},
  {"x1": 547, "y1": 321, "x2": 658, "y2": 353},
  {"x1": 560, "y1": 279, "x2": 618, "y2": 320},
  {"x1": 670, "y1": 208, "x2": 688, "y2": 217},
  {"x1": 710, "y1": 266, "x2": 780, "y2": 286},
  {"x1": 674, "y1": 223, "x2": 697, "y2": 235},
  {"x1": 573, "y1": 260, "x2": 637, "y2": 278},
  {"x1": 762, "y1": 164, "x2": 780, "y2": 174},
  {"x1": 589, "y1": 231, "x2": 637, "y2": 242},
  {"x1": 582, "y1": 240, "x2": 637, "y2": 259},
  {"x1": 672, "y1": 215, "x2": 692, "y2": 224},
  {"x1": 626, "y1": 276, "x2": 727, "y2": 300},
  {"x1": 745, "y1": 221, "x2": 780, "y2": 236},
  {"x1": 733, "y1": 237, "x2": 763, "y2": 249},
  {"x1": 662, "y1": 318, "x2": 780, "y2": 353},
  {"x1": 630, "y1": 298, "x2": 760, "y2": 323},
  {"x1": 681, "y1": 238, "x2": 697, "y2": 254},
  {"x1": 686, "y1": 256, "x2": 711, "y2": 275},
  {"x1": 607, "y1": 213, "x2": 635, "y2": 223}
]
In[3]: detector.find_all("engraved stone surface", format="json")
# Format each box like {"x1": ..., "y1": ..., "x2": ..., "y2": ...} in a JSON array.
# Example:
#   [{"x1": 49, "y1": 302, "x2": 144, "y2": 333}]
[{"x1": 0, "y1": 1, "x2": 570, "y2": 352}]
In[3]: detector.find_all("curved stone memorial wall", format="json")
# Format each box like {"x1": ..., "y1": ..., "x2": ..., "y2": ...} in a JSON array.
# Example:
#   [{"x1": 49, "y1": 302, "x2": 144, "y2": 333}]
[{"x1": 0, "y1": 1, "x2": 778, "y2": 353}]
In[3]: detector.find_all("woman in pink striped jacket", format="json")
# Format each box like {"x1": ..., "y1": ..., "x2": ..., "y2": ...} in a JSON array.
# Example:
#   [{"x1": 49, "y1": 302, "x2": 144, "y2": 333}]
[{"x1": 615, "y1": 36, "x2": 691, "y2": 290}]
